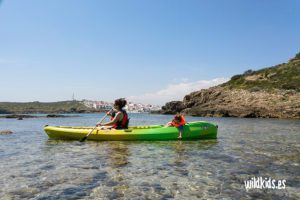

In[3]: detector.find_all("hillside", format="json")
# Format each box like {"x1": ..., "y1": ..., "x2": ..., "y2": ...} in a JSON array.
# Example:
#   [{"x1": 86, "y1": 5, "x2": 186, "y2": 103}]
[
  {"x1": 0, "y1": 101, "x2": 95, "y2": 114},
  {"x1": 159, "y1": 53, "x2": 300, "y2": 118},
  {"x1": 221, "y1": 52, "x2": 300, "y2": 92}
]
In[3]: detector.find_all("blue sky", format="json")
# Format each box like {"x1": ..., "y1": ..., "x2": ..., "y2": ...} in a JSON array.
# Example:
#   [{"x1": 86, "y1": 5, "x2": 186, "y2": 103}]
[{"x1": 0, "y1": 0, "x2": 299, "y2": 105}]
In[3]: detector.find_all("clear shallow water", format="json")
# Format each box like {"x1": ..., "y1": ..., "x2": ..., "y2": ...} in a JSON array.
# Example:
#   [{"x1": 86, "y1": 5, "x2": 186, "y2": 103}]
[{"x1": 0, "y1": 113, "x2": 299, "y2": 199}]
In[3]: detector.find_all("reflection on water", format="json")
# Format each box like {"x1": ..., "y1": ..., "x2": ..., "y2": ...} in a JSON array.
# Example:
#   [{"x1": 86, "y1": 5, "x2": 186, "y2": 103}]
[{"x1": 0, "y1": 114, "x2": 299, "y2": 199}]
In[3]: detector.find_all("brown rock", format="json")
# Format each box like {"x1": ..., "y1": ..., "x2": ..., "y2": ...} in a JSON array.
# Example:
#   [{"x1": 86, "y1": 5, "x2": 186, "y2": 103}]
[
  {"x1": 0, "y1": 130, "x2": 13, "y2": 134},
  {"x1": 159, "y1": 101, "x2": 186, "y2": 114},
  {"x1": 181, "y1": 87, "x2": 300, "y2": 118}
]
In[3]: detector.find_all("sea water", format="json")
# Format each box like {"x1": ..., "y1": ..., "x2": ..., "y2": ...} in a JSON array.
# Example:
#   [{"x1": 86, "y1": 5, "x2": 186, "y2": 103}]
[{"x1": 0, "y1": 113, "x2": 299, "y2": 199}]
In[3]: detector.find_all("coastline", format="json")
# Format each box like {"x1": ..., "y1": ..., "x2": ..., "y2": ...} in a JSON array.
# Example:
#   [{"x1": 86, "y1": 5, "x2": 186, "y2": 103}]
[{"x1": 0, "y1": 114, "x2": 81, "y2": 119}]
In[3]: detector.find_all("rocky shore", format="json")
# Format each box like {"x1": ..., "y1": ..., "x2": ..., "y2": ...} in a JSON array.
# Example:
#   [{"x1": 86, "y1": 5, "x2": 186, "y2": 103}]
[
  {"x1": 0, "y1": 114, "x2": 80, "y2": 119},
  {"x1": 0, "y1": 100, "x2": 95, "y2": 114},
  {"x1": 158, "y1": 53, "x2": 300, "y2": 119},
  {"x1": 0, "y1": 130, "x2": 13, "y2": 134},
  {"x1": 159, "y1": 87, "x2": 300, "y2": 118}
]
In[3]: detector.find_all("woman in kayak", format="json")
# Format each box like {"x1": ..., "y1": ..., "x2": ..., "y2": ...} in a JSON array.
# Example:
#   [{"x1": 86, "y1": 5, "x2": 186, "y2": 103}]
[
  {"x1": 97, "y1": 98, "x2": 129, "y2": 129},
  {"x1": 166, "y1": 112, "x2": 186, "y2": 139}
]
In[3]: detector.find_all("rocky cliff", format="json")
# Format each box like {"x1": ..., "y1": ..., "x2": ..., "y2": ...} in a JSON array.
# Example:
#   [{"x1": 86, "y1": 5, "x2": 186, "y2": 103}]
[{"x1": 159, "y1": 53, "x2": 300, "y2": 118}]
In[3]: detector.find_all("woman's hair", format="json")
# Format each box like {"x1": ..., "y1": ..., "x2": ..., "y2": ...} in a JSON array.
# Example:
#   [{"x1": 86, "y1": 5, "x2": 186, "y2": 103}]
[{"x1": 114, "y1": 98, "x2": 127, "y2": 109}]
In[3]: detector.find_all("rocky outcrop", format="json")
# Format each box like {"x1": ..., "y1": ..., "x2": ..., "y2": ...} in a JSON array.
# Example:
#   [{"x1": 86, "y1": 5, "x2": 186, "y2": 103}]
[
  {"x1": 160, "y1": 101, "x2": 186, "y2": 114},
  {"x1": 0, "y1": 100, "x2": 95, "y2": 114},
  {"x1": 190, "y1": 87, "x2": 299, "y2": 118},
  {"x1": 46, "y1": 114, "x2": 77, "y2": 118},
  {"x1": 159, "y1": 87, "x2": 300, "y2": 118},
  {"x1": 159, "y1": 53, "x2": 300, "y2": 119},
  {"x1": 0, "y1": 130, "x2": 13, "y2": 134},
  {"x1": 0, "y1": 114, "x2": 80, "y2": 119},
  {"x1": 2, "y1": 115, "x2": 38, "y2": 118}
]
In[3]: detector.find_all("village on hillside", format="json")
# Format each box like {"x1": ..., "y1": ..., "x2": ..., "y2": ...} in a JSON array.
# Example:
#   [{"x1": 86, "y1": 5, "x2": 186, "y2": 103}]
[{"x1": 82, "y1": 100, "x2": 161, "y2": 113}]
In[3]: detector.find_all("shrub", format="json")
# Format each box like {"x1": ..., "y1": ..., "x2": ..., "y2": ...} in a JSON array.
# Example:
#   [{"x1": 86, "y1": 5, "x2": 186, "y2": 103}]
[
  {"x1": 230, "y1": 74, "x2": 242, "y2": 81},
  {"x1": 249, "y1": 86, "x2": 261, "y2": 92},
  {"x1": 243, "y1": 69, "x2": 254, "y2": 75},
  {"x1": 281, "y1": 83, "x2": 298, "y2": 90}
]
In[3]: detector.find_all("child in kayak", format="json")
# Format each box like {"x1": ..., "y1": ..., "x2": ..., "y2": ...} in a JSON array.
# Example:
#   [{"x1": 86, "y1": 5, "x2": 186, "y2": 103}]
[{"x1": 166, "y1": 112, "x2": 187, "y2": 139}]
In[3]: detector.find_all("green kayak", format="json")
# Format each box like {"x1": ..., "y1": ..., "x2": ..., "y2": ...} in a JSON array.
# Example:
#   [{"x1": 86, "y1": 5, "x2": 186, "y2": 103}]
[{"x1": 44, "y1": 121, "x2": 218, "y2": 141}]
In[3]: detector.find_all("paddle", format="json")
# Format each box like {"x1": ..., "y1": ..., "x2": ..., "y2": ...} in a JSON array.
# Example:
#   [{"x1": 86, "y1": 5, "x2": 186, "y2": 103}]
[{"x1": 80, "y1": 109, "x2": 112, "y2": 142}]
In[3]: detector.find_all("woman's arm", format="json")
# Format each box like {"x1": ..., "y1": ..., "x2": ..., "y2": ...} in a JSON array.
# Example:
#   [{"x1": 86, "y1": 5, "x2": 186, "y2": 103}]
[{"x1": 98, "y1": 112, "x2": 123, "y2": 126}]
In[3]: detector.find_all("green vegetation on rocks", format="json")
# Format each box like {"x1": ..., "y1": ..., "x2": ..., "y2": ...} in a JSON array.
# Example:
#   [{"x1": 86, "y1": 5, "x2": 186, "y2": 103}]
[
  {"x1": 0, "y1": 101, "x2": 95, "y2": 114},
  {"x1": 221, "y1": 55, "x2": 300, "y2": 92}
]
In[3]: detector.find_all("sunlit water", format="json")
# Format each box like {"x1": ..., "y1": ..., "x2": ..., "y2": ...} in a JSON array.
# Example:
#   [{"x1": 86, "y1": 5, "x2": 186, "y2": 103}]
[{"x1": 0, "y1": 113, "x2": 299, "y2": 199}]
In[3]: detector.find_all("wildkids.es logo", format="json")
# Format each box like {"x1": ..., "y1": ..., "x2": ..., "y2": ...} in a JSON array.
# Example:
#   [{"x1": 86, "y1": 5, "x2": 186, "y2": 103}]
[{"x1": 244, "y1": 177, "x2": 286, "y2": 191}]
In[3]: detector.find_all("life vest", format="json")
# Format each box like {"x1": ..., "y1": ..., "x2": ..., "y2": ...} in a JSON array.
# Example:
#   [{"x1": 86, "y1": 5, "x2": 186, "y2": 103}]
[
  {"x1": 112, "y1": 110, "x2": 129, "y2": 129},
  {"x1": 171, "y1": 115, "x2": 186, "y2": 128},
  {"x1": 110, "y1": 111, "x2": 116, "y2": 121}
]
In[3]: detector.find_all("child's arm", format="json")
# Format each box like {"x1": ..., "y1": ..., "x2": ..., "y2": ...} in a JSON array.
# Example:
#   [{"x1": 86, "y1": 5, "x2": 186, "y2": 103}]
[{"x1": 165, "y1": 121, "x2": 173, "y2": 127}]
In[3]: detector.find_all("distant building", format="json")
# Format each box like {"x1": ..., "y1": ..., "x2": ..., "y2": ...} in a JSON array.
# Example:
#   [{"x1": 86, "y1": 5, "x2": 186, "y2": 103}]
[
  {"x1": 83, "y1": 100, "x2": 161, "y2": 113},
  {"x1": 82, "y1": 100, "x2": 113, "y2": 110},
  {"x1": 126, "y1": 101, "x2": 161, "y2": 113}
]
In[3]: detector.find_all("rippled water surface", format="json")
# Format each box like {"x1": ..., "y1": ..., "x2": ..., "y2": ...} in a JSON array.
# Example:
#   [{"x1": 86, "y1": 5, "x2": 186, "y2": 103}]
[{"x1": 0, "y1": 114, "x2": 299, "y2": 199}]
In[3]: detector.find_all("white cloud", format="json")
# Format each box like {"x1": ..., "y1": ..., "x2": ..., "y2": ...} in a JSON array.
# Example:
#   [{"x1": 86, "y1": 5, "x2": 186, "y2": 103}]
[{"x1": 127, "y1": 77, "x2": 229, "y2": 105}]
